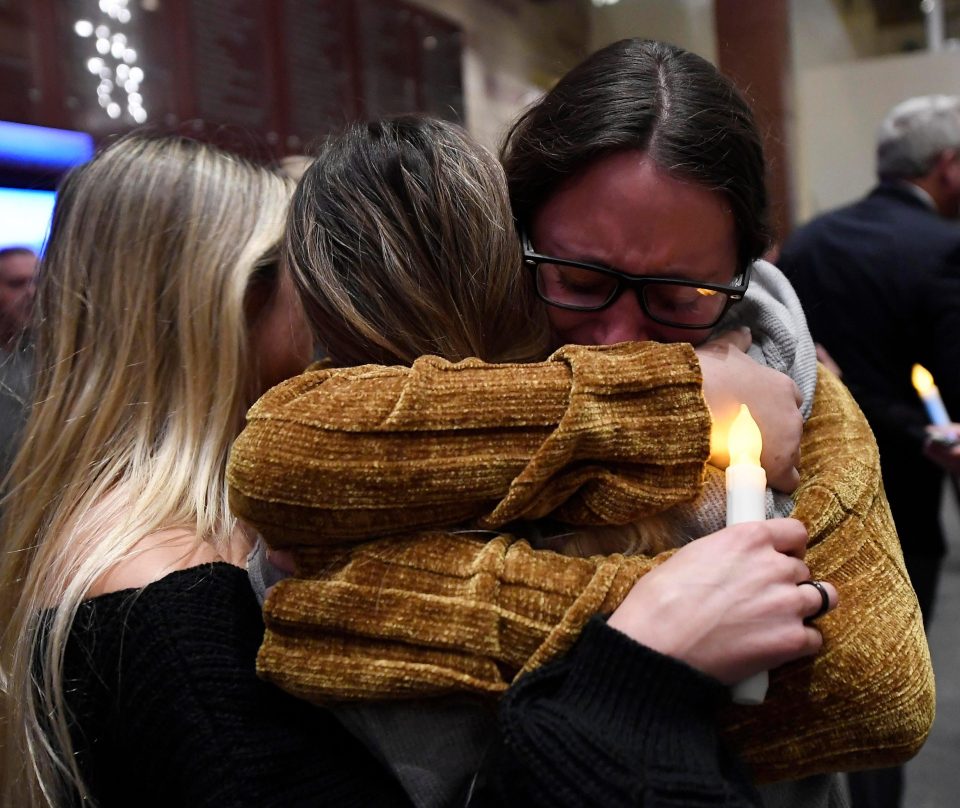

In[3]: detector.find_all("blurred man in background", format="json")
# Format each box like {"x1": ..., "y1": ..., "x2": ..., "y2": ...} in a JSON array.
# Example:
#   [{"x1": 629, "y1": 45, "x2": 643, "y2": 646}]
[
  {"x1": 0, "y1": 246, "x2": 37, "y2": 485},
  {"x1": 780, "y1": 94, "x2": 960, "y2": 808}
]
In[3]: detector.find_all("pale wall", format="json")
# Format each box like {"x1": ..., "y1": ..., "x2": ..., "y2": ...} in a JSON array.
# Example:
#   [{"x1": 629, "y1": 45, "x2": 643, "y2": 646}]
[
  {"x1": 408, "y1": 0, "x2": 590, "y2": 150},
  {"x1": 589, "y1": 0, "x2": 716, "y2": 63},
  {"x1": 791, "y1": 0, "x2": 927, "y2": 69},
  {"x1": 794, "y1": 50, "x2": 960, "y2": 221},
  {"x1": 790, "y1": 0, "x2": 859, "y2": 70},
  {"x1": 788, "y1": 0, "x2": 944, "y2": 226}
]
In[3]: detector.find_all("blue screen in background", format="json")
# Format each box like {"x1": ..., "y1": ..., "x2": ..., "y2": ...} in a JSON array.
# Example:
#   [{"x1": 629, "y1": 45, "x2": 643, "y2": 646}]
[
  {"x1": 0, "y1": 188, "x2": 56, "y2": 254},
  {"x1": 0, "y1": 121, "x2": 94, "y2": 171}
]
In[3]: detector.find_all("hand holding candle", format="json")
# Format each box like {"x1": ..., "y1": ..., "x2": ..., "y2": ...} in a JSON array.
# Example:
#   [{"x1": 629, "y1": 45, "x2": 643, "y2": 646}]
[{"x1": 725, "y1": 404, "x2": 770, "y2": 705}]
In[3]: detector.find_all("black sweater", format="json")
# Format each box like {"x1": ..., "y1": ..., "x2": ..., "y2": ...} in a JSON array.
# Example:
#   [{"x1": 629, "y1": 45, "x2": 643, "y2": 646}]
[{"x1": 62, "y1": 563, "x2": 759, "y2": 807}]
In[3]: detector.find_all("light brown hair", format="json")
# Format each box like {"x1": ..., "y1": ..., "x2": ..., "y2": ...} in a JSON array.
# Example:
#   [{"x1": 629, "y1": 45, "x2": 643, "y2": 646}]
[{"x1": 286, "y1": 116, "x2": 549, "y2": 367}]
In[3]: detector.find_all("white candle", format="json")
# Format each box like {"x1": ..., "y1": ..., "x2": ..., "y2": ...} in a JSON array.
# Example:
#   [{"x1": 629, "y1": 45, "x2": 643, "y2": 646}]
[
  {"x1": 911, "y1": 364, "x2": 951, "y2": 427},
  {"x1": 725, "y1": 404, "x2": 769, "y2": 705}
]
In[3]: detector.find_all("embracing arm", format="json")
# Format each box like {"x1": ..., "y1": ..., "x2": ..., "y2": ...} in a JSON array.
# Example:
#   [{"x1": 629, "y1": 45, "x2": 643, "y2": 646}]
[
  {"x1": 230, "y1": 336, "x2": 804, "y2": 547},
  {"x1": 258, "y1": 368, "x2": 933, "y2": 782},
  {"x1": 229, "y1": 341, "x2": 711, "y2": 543}
]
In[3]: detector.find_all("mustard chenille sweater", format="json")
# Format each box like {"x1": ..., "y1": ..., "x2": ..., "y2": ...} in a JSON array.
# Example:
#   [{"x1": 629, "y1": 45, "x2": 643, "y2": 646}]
[{"x1": 228, "y1": 341, "x2": 934, "y2": 783}]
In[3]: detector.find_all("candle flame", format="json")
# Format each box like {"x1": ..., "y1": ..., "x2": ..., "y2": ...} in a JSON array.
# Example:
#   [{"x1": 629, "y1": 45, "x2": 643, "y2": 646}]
[
  {"x1": 728, "y1": 404, "x2": 762, "y2": 466},
  {"x1": 911, "y1": 364, "x2": 936, "y2": 396}
]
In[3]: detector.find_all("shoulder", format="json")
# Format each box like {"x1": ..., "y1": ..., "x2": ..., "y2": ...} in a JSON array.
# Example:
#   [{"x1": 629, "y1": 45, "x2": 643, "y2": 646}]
[
  {"x1": 66, "y1": 562, "x2": 264, "y2": 729},
  {"x1": 86, "y1": 527, "x2": 234, "y2": 598},
  {"x1": 77, "y1": 562, "x2": 259, "y2": 644},
  {"x1": 865, "y1": 188, "x2": 960, "y2": 243},
  {"x1": 789, "y1": 190, "x2": 909, "y2": 239},
  {"x1": 67, "y1": 562, "x2": 414, "y2": 807},
  {"x1": 84, "y1": 517, "x2": 254, "y2": 600},
  {"x1": 68, "y1": 562, "x2": 267, "y2": 728}
]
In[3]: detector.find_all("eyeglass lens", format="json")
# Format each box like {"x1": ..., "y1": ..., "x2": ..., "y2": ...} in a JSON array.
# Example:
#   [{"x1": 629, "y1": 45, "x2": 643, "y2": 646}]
[{"x1": 535, "y1": 262, "x2": 731, "y2": 326}]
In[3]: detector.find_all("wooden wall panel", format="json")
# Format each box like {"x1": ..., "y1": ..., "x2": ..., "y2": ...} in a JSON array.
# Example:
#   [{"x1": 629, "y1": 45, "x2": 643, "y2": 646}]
[
  {"x1": 417, "y1": 11, "x2": 463, "y2": 121},
  {"x1": 281, "y1": 0, "x2": 359, "y2": 150},
  {"x1": 0, "y1": 0, "x2": 33, "y2": 124},
  {"x1": 0, "y1": 0, "x2": 465, "y2": 159},
  {"x1": 714, "y1": 0, "x2": 793, "y2": 246}
]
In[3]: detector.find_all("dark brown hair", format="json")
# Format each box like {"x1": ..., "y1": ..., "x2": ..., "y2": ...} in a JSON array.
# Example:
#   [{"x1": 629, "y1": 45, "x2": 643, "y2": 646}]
[{"x1": 502, "y1": 38, "x2": 770, "y2": 272}]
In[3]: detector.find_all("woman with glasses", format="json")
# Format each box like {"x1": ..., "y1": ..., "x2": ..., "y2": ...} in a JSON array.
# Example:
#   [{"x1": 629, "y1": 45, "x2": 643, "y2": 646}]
[
  {"x1": 231, "y1": 40, "x2": 931, "y2": 808},
  {"x1": 232, "y1": 112, "x2": 821, "y2": 808}
]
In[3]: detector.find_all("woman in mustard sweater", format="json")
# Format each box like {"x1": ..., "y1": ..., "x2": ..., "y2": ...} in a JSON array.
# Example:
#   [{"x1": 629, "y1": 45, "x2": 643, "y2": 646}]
[{"x1": 231, "y1": 45, "x2": 931, "y2": 805}]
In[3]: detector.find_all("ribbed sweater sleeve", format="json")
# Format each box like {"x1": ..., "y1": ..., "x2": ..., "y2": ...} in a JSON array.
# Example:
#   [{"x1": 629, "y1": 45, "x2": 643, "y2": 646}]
[
  {"x1": 468, "y1": 618, "x2": 761, "y2": 808},
  {"x1": 256, "y1": 369, "x2": 935, "y2": 783},
  {"x1": 227, "y1": 341, "x2": 710, "y2": 544},
  {"x1": 259, "y1": 534, "x2": 658, "y2": 699}
]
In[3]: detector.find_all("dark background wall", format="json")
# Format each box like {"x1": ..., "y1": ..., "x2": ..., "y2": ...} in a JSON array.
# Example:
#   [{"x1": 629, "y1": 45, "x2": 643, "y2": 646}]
[
  {"x1": 0, "y1": 0, "x2": 463, "y2": 159},
  {"x1": 715, "y1": 0, "x2": 793, "y2": 247}
]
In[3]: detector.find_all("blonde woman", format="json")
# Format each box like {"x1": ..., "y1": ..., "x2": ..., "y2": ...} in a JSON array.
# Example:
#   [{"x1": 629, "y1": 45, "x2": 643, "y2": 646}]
[{"x1": 0, "y1": 135, "x2": 433, "y2": 807}]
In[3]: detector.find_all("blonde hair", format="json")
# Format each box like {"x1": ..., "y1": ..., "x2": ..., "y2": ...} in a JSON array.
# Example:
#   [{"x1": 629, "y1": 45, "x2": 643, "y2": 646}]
[
  {"x1": 0, "y1": 134, "x2": 291, "y2": 806},
  {"x1": 286, "y1": 116, "x2": 550, "y2": 367}
]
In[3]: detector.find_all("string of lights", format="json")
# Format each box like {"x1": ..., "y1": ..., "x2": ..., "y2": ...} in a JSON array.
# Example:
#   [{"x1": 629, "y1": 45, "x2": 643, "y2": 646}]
[{"x1": 74, "y1": 0, "x2": 147, "y2": 124}]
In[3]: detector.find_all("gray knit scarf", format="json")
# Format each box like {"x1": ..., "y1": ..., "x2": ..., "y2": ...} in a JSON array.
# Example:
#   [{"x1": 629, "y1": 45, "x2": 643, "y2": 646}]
[{"x1": 664, "y1": 258, "x2": 818, "y2": 544}]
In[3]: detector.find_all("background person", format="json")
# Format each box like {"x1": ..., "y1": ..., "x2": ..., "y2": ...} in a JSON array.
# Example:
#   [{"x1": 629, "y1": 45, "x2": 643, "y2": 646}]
[
  {"x1": 779, "y1": 95, "x2": 960, "y2": 808},
  {"x1": 0, "y1": 246, "x2": 37, "y2": 486},
  {"x1": 0, "y1": 246, "x2": 35, "y2": 351}
]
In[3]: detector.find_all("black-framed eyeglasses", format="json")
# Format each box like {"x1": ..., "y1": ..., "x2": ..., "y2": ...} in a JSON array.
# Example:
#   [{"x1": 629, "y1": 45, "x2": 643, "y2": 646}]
[{"x1": 521, "y1": 229, "x2": 751, "y2": 330}]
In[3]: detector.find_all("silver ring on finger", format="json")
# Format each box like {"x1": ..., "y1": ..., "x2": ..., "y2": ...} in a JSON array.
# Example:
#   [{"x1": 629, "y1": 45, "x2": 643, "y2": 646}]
[{"x1": 798, "y1": 579, "x2": 831, "y2": 623}]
